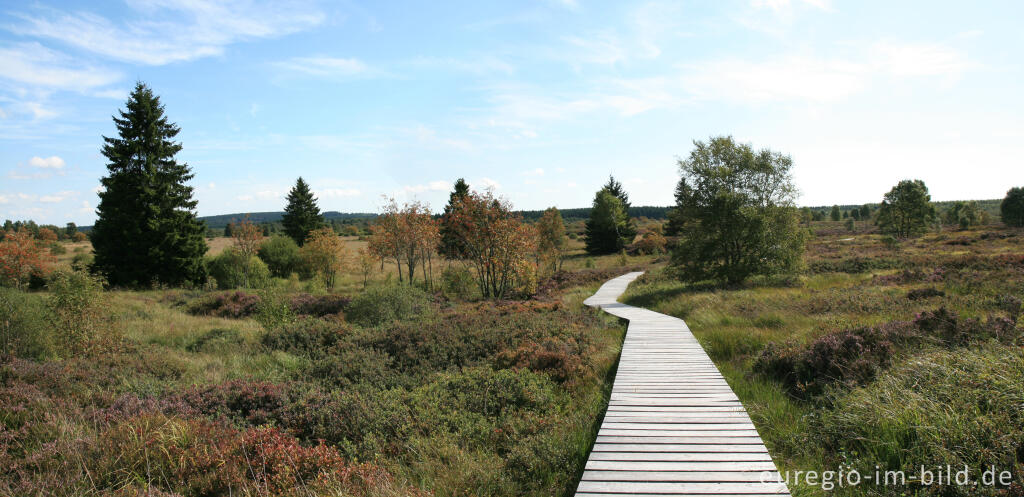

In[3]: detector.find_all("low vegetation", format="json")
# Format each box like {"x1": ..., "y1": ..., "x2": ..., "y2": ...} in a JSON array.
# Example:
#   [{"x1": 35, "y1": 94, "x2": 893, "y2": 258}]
[{"x1": 623, "y1": 226, "x2": 1024, "y2": 496}]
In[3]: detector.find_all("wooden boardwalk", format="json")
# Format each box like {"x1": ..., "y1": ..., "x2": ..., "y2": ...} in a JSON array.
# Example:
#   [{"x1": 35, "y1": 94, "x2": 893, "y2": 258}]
[{"x1": 576, "y1": 272, "x2": 790, "y2": 496}]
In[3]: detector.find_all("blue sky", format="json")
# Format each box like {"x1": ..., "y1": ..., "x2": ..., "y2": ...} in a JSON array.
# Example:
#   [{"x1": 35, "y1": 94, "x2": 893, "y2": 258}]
[{"x1": 1, "y1": 0, "x2": 1022, "y2": 225}]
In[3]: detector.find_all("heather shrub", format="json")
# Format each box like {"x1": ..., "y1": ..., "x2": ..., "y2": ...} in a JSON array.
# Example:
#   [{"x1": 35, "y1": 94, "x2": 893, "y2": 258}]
[
  {"x1": 206, "y1": 248, "x2": 271, "y2": 289},
  {"x1": 754, "y1": 322, "x2": 909, "y2": 398},
  {"x1": 186, "y1": 291, "x2": 261, "y2": 318},
  {"x1": 347, "y1": 284, "x2": 431, "y2": 327},
  {"x1": 0, "y1": 288, "x2": 53, "y2": 359},
  {"x1": 289, "y1": 292, "x2": 351, "y2": 317},
  {"x1": 494, "y1": 338, "x2": 587, "y2": 383},
  {"x1": 906, "y1": 287, "x2": 945, "y2": 300},
  {"x1": 89, "y1": 413, "x2": 414, "y2": 497},
  {"x1": 164, "y1": 379, "x2": 296, "y2": 427},
  {"x1": 284, "y1": 387, "x2": 415, "y2": 459},
  {"x1": 261, "y1": 318, "x2": 347, "y2": 359},
  {"x1": 410, "y1": 367, "x2": 559, "y2": 451}
]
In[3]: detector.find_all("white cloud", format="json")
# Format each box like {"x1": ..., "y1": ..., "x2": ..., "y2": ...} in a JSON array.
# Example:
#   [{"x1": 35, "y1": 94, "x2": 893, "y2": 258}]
[
  {"x1": 523, "y1": 168, "x2": 545, "y2": 176},
  {"x1": 237, "y1": 194, "x2": 254, "y2": 201},
  {"x1": 682, "y1": 56, "x2": 867, "y2": 103},
  {"x1": 29, "y1": 155, "x2": 65, "y2": 169},
  {"x1": 10, "y1": 2, "x2": 325, "y2": 66},
  {"x1": 402, "y1": 181, "x2": 450, "y2": 194},
  {"x1": 275, "y1": 56, "x2": 369, "y2": 78},
  {"x1": 38, "y1": 190, "x2": 76, "y2": 203},
  {"x1": 869, "y1": 41, "x2": 969, "y2": 77},
  {"x1": 0, "y1": 42, "x2": 121, "y2": 92},
  {"x1": 0, "y1": 194, "x2": 9, "y2": 204},
  {"x1": 681, "y1": 41, "x2": 970, "y2": 104}
]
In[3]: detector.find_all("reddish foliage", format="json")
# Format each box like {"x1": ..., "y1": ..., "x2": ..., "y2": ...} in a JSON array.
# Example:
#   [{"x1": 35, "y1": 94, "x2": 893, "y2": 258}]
[
  {"x1": 0, "y1": 229, "x2": 55, "y2": 289},
  {"x1": 187, "y1": 291, "x2": 262, "y2": 318}
]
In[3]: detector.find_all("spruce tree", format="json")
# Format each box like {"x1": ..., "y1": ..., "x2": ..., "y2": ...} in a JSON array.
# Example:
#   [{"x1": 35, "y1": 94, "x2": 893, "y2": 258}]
[
  {"x1": 439, "y1": 178, "x2": 471, "y2": 258},
  {"x1": 91, "y1": 82, "x2": 207, "y2": 287},
  {"x1": 602, "y1": 175, "x2": 631, "y2": 209},
  {"x1": 600, "y1": 175, "x2": 636, "y2": 242},
  {"x1": 281, "y1": 177, "x2": 324, "y2": 245}
]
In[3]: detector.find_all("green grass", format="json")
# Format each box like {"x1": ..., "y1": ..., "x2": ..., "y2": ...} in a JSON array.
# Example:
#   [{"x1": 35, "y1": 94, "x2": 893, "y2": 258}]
[{"x1": 620, "y1": 226, "x2": 1024, "y2": 496}]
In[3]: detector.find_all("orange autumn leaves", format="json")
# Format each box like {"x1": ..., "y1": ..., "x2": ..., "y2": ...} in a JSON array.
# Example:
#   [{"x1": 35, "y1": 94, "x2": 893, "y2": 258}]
[{"x1": 0, "y1": 229, "x2": 56, "y2": 289}]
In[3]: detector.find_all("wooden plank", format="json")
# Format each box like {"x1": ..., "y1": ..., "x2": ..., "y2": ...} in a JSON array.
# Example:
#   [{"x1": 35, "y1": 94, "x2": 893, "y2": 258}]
[
  {"x1": 582, "y1": 470, "x2": 781, "y2": 482},
  {"x1": 575, "y1": 272, "x2": 790, "y2": 496},
  {"x1": 576, "y1": 481, "x2": 789, "y2": 494}
]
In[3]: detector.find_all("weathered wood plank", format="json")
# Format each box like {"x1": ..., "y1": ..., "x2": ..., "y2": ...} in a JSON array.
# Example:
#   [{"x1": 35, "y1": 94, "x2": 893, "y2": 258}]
[{"x1": 575, "y1": 272, "x2": 789, "y2": 496}]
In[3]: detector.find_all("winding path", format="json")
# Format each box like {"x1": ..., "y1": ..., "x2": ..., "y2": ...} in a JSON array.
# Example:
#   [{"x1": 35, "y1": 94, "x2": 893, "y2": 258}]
[{"x1": 576, "y1": 272, "x2": 790, "y2": 496}]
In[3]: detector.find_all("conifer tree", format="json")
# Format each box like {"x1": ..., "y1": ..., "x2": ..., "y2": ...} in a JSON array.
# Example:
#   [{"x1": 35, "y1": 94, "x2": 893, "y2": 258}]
[
  {"x1": 281, "y1": 177, "x2": 324, "y2": 245},
  {"x1": 602, "y1": 175, "x2": 631, "y2": 210},
  {"x1": 439, "y1": 178, "x2": 471, "y2": 258},
  {"x1": 91, "y1": 82, "x2": 207, "y2": 287}
]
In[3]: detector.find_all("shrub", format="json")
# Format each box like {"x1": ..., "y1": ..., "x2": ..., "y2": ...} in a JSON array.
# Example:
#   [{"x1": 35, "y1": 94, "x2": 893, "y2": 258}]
[
  {"x1": 441, "y1": 265, "x2": 478, "y2": 300},
  {"x1": 754, "y1": 322, "x2": 909, "y2": 398},
  {"x1": 346, "y1": 284, "x2": 431, "y2": 327},
  {"x1": 70, "y1": 252, "x2": 93, "y2": 271},
  {"x1": 262, "y1": 318, "x2": 348, "y2": 357},
  {"x1": 288, "y1": 293, "x2": 351, "y2": 317},
  {"x1": 0, "y1": 229, "x2": 54, "y2": 289},
  {"x1": 47, "y1": 270, "x2": 117, "y2": 355},
  {"x1": 254, "y1": 286, "x2": 296, "y2": 331},
  {"x1": 0, "y1": 288, "x2": 53, "y2": 359},
  {"x1": 88, "y1": 413, "x2": 413, "y2": 497},
  {"x1": 48, "y1": 242, "x2": 66, "y2": 255},
  {"x1": 258, "y1": 235, "x2": 304, "y2": 278},
  {"x1": 906, "y1": 287, "x2": 945, "y2": 300},
  {"x1": 186, "y1": 291, "x2": 261, "y2": 318},
  {"x1": 632, "y1": 231, "x2": 667, "y2": 255},
  {"x1": 495, "y1": 338, "x2": 587, "y2": 383},
  {"x1": 206, "y1": 248, "x2": 271, "y2": 289}
]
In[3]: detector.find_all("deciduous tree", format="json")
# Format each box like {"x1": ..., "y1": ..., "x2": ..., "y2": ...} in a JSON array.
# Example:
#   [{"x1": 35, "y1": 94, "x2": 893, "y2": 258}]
[
  {"x1": 876, "y1": 180, "x2": 935, "y2": 238},
  {"x1": 368, "y1": 199, "x2": 439, "y2": 287},
  {"x1": 90, "y1": 82, "x2": 207, "y2": 287},
  {"x1": 0, "y1": 230, "x2": 55, "y2": 289},
  {"x1": 444, "y1": 191, "x2": 536, "y2": 299},
  {"x1": 585, "y1": 190, "x2": 630, "y2": 254},
  {"x1": 669, "y1": 136, "x2": 805, "y2": 285},
  {"x1": 231, "y1": 217, "x2": 265, "y2": 287},
  {"x1": 300, "y1": 227, "x2": 348, "y2": 289},
  {"x1": 1001, "y1": 187, "x2": 1024, "y2": 227},
  {"x1": 536, "y1": 207, "x2": 567, "y2": 275}
]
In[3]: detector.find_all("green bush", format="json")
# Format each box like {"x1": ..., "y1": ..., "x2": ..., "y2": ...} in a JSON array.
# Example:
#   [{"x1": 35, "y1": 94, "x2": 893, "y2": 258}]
[
  {"x1": 258, "y1": 236, "x2": 305, "y2": 278},
  {"x1": 441, "y1": 265, "x2": 478, "y2": 300},
  {"x1": 0, "y1": 287, "x2": 53, "y2": 359},
  {"x1": 48, "y1": 242, "x2": 66, "y2": 255},
  {"x1": 47, "y1": 270, "x2": 117, "y2": 355},
  {"x1": 70, "y1": 252, "x2": 93, "y2": 271},
  {"x1": 207, "y1": 248, "x2": 271, "y2": 289},
  {"x1": 346, "y1": 284, "x2": 431, "y2": 327}
]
